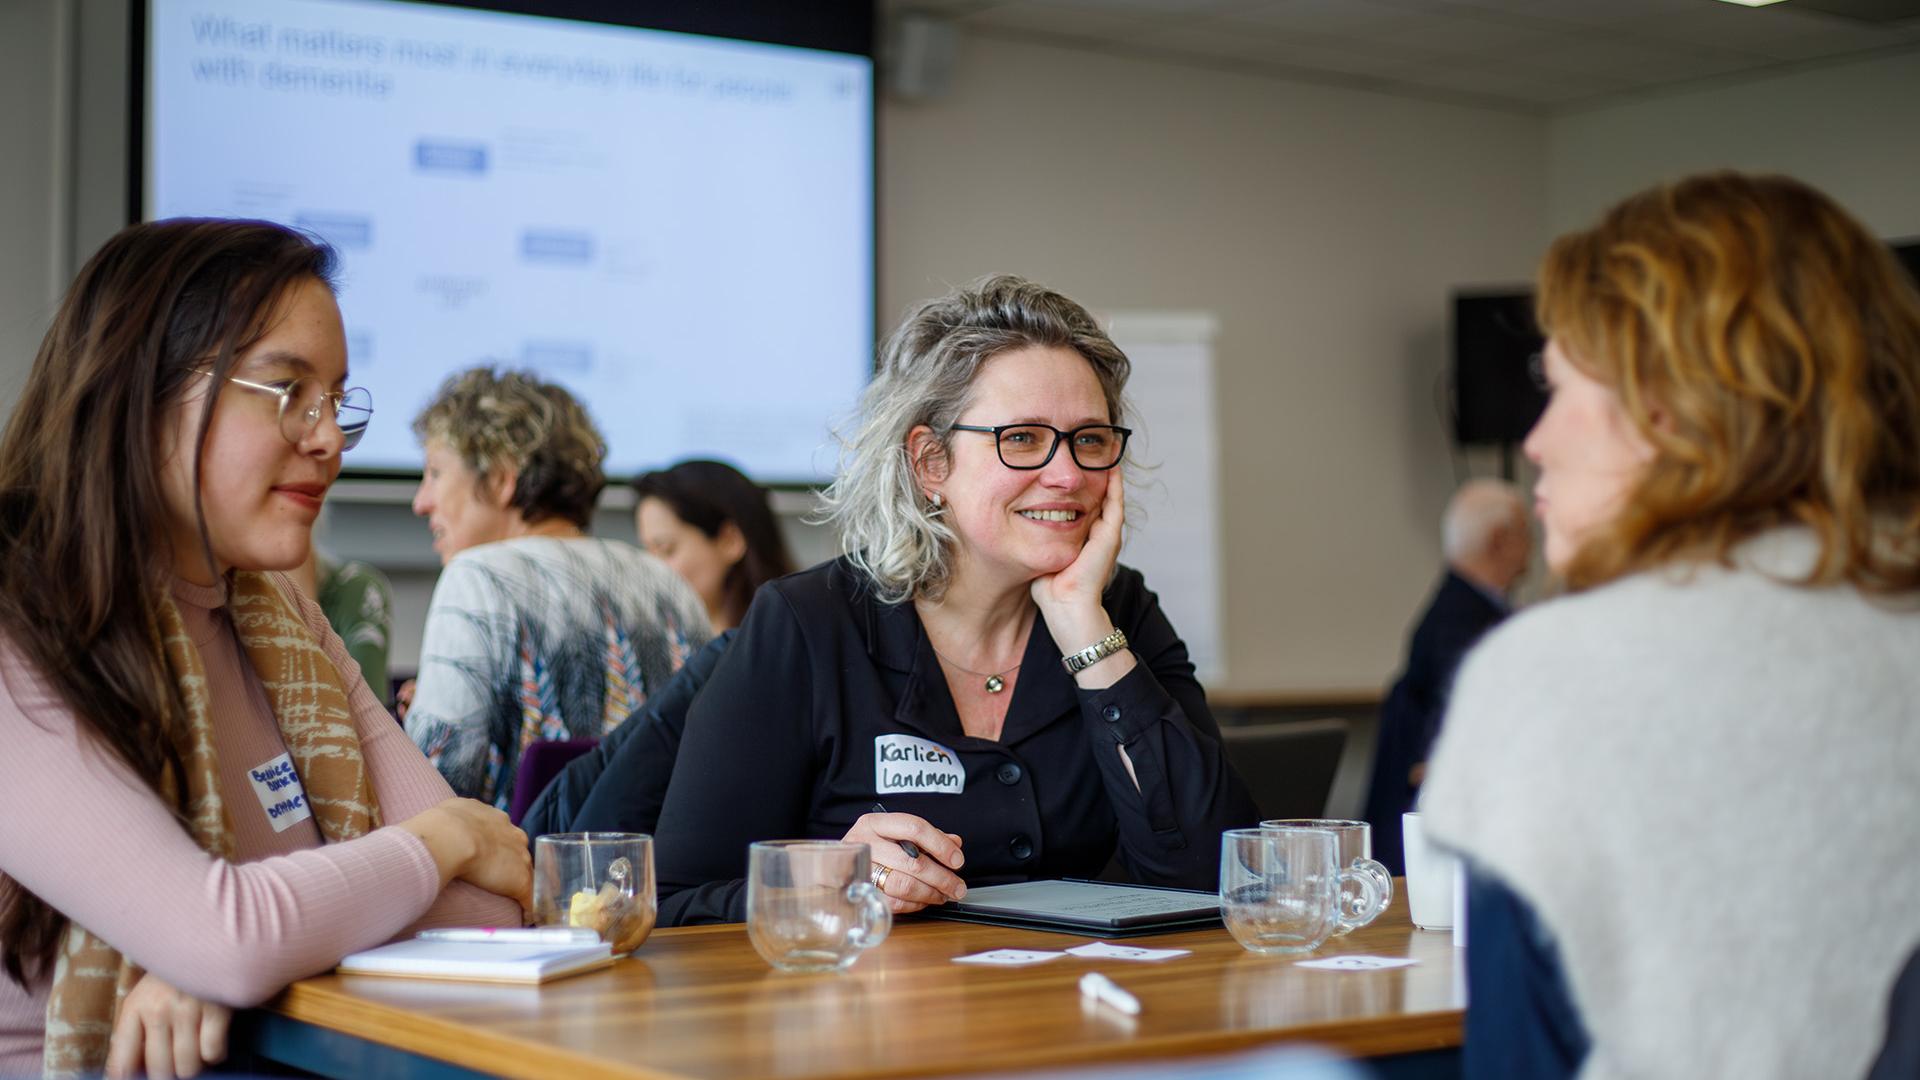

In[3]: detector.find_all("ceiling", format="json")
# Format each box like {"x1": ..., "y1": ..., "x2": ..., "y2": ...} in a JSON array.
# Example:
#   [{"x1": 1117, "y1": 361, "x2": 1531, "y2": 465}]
[{"x1": 882, "y1": 0, "x2": 1920, "y2": 112}]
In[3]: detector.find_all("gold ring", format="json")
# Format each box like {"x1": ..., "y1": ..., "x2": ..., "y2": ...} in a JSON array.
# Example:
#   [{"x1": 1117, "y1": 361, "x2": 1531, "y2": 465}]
[{"x1": 870, "y1": 863, "x2": 891, "y2": 890}]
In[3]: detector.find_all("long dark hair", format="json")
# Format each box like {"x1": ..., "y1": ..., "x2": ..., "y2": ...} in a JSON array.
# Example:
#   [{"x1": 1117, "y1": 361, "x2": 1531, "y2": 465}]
[
  {"x1": 633, "y1": 459, "x2": 794, "y2": 627},
  {"x1": 0, "y1": 218, "x2": 338, "y2": 985}
]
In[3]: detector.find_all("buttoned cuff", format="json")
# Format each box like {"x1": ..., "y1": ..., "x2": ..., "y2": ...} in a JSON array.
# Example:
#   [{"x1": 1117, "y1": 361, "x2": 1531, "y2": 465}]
[{"x1": 1079, "y1": 660, "x2": 1170, "y2": 742}]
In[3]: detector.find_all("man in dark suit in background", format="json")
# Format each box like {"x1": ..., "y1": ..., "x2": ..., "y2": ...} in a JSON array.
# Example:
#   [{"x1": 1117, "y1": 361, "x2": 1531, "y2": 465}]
[{"x1": 1365, "y1": 479, "x2": 1530, "y2": 874}]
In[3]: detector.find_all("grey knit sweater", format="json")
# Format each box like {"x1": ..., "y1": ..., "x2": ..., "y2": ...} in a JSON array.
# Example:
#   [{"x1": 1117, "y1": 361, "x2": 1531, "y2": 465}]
[{"x1": 1423, "y1": 528, "x2": 1920, "y2": 1079}]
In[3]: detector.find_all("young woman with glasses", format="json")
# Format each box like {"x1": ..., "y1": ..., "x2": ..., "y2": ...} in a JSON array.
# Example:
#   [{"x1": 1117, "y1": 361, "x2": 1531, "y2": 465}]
[
  {"x1": 650, "y1": 275, "x2": 1258, "y2": 925},
  {"x1": 0, "y1": 219, "x2": 529, "y2": 1078}
]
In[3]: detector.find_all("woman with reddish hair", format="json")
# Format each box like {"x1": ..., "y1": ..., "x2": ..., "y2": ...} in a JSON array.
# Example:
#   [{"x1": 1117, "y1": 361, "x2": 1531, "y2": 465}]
[{"x1": 1423, "y1": 173, "x2": 1920, "y2": 1078}]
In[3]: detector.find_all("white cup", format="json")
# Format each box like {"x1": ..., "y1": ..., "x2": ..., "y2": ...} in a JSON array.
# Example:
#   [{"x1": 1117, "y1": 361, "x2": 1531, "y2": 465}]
[{"x1": 1401, "y1": 811, "x2": 1460, "y2": 931}]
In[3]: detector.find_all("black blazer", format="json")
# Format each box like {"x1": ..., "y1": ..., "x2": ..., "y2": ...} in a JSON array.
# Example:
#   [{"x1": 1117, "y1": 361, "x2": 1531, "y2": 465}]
[
  {"x1": 651, "y1": 557, "x2": 1260, "y2": 925},
  {"x1": 1364, "y1": 570, "x2": 1506, "y2": 874}
]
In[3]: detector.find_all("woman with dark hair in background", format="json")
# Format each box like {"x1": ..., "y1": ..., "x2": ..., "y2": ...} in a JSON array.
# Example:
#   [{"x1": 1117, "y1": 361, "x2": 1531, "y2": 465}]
[
  {"x1": 0, "y1": 219, "x2": 528, "y2": 1078},
  {"x1": 634, "y1": 459, "x2": 796, "y2": 633}
]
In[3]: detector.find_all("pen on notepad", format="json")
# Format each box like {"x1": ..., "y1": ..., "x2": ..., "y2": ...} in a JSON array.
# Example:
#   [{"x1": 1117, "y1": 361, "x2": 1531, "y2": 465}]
[
  {"x1": 869, "y1": 802, "x2": 924, "y2": 860},
  {"x1": 1080, "y1": 972, "x2": 1142, "y2": 1015},
  {"x1": 416, "y1": 927, "x2": 601, "y2": 945}
]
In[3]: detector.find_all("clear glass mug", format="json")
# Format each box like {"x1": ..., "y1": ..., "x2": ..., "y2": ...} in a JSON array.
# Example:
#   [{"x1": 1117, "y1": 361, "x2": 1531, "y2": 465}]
[
  {"x1": 747, "y1": 840, "x2": 891, "y2": 972},
  {"x1": 1220, "y1": 827, "x2": 1383, "y2": 955},
  {"x1": 1261, "y1": 818, "x2": 1394, "y2": 934},
  {"x1": 532, "y1": 832, "x2": 656, "y2": 954}
]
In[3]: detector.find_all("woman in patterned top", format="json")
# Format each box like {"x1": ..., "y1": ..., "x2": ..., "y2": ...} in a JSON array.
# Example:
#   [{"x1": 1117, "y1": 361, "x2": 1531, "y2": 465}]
[{"x1": 405, "y1": 367, "x2": 710, "y2": 808}]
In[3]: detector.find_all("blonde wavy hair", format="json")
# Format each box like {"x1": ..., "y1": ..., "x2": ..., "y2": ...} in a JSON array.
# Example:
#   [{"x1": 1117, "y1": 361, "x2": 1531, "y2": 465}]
[
  {"x1": 1539, "y1": 171, "x2": 1920, "y2": 593},
  {"x1": 818, "y1": 275, "x2": 1131, "y2": 604},
  {"x1": 412, "y1": 366, "x2": 607, "y2": 528}
]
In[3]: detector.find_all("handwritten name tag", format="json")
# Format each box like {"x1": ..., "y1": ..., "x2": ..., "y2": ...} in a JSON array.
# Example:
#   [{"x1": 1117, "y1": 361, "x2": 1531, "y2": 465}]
[
  {"x1": 247, "y1": 752, "x2": 312, "y2": 833},
  {"x1": 874, "y1": 733, "x2": 965, "y2": 795}
]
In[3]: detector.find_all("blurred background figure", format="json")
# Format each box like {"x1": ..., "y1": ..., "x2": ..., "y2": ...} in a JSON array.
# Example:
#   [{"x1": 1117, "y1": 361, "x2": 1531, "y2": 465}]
[
  {"x1": 1364, "y1": 478, "x2": 1529, "y2": 874},
  {"x1": 633, "y1": 459, "x2": 796, "y2": 634},
  {"x1": 404, "y1": 367, "x2": 709, "y2": 808},
  {"x1": 290, "y1": 540, "x2": 396, "y2": 704}
]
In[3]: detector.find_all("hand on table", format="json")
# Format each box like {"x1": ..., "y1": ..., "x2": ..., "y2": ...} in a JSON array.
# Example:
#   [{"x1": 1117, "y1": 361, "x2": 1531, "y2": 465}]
[
  {"x1": 105, "y1": 972, "x2": 229, "y2": 1080},
  {"x1": 401, "y1": 797, "x2": 534, "y2": 913},
  {"x1": 843, "y1": 811, "x2": 966, "y2": 914}
]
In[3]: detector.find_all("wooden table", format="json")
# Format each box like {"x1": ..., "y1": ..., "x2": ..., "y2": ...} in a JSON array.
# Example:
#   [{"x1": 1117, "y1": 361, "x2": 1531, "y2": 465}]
[{"x1": 234, "y1": 896, "x2": 1464, "y2": 1079}]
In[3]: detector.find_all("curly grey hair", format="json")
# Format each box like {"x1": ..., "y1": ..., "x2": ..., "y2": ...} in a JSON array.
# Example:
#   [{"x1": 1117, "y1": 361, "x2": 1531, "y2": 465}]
[
  {"x1": 818, "y1": 275, "x2": 1131, "y2": 603},
  {"x1": 412, "y1": 366, "x2": 607, "y2": 528}
]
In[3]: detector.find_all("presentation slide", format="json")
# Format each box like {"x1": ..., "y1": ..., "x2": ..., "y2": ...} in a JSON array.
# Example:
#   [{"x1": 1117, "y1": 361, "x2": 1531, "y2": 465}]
[{"x1": 147, "y1": 0, "x2": 874, "y2": 481}]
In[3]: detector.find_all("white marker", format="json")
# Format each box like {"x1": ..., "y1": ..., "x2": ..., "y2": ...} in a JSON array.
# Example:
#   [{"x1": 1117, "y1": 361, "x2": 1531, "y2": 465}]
[
  {"x1": 1079, "y1": 971, "x2": 1142, "y2": 1015},
  {"x1": 416, "y1": 927, "x2": 601, "y2": 945}
]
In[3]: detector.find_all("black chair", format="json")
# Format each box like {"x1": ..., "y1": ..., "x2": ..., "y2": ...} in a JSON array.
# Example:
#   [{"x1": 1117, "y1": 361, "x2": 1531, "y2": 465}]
[{"x1": 1219, "y1": 718, "x2": 1349, "y2": 821}]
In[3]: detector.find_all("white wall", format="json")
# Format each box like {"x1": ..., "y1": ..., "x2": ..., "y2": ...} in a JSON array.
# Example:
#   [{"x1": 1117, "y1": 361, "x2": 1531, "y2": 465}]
[
  {"x1": 879, "y1": 36, "x2": 1546, "y2": 692},
  {"x1": 1548, "y1": 48, "x2": 1920, "y2": 239}
]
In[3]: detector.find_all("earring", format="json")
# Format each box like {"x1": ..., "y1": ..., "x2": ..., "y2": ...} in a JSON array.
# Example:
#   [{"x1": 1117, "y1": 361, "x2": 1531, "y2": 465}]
[{"x1": 928, "y1": 491, "x2": 944, "y2": 509}]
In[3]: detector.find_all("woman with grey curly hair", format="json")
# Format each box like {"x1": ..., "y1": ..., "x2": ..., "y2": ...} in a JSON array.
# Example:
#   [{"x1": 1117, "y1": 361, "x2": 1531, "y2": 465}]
[
  {"x1": 404, "y1": 367, "x2": 709, "y2": 810},
  {"x1": 651, "y1": 276, "x2": 1257, "y2": 926}
]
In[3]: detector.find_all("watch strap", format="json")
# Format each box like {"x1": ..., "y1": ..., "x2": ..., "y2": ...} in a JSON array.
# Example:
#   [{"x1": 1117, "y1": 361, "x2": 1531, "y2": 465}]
[{"x1": 1062, "y1": 628, "x2": 1128, "y2": 675}]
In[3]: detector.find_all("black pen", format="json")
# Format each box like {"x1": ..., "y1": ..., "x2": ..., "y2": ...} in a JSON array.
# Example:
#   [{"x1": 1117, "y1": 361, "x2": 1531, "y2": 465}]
[{"x1": 870, "y1": 802, "x2": 923, "y2": 860}]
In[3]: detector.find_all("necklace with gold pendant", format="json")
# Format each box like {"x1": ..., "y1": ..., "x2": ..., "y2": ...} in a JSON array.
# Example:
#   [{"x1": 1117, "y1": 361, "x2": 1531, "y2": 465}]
[{"x1": 931, "y1": 647, "x2": 1022, "y2": 694}]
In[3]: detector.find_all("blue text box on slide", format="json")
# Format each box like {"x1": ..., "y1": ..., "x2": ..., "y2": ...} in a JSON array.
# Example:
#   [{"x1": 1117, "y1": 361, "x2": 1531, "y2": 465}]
[
  {"x1": 414, "y1": 140, "x2": 489, "y2": 174},
  {"x1": 520, "y1": 230, "x2": 595, "y2": 264},
  {"x1": 294, "y1": 213, "x2": 373, "y2": 250},
  {"x1": 521, "y1": 341, "x2": 594, "y2": 375}
]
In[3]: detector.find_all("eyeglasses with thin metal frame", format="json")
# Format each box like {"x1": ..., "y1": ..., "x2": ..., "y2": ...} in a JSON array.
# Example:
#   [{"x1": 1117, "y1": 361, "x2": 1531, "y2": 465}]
[
  {"x1": 193, "y1": 369, "x2": 374, "y2": 451},
  {"x1": 948, "y1": 423, "x2": 1133, "y2": 471}
]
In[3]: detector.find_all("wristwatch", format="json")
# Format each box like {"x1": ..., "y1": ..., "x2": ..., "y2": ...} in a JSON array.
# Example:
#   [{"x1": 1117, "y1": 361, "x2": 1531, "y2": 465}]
[{"x1": 1061, "y1": 628, "x2": 1128, "y2": 675}]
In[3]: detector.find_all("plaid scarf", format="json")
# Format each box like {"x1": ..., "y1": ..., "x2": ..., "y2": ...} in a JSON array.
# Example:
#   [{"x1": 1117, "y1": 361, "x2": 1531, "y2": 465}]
[{"x1": 41, "y1": 571, "x2": 381, "y2": 1077}]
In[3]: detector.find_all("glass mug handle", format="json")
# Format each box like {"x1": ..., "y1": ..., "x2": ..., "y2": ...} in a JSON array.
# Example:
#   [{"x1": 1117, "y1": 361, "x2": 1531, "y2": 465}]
[
  {"x1": 607, "y1": 856, "x2": 637, "y2": 903},
  {"x1": 1350, "y1": 856, "x2": 1393, "y2": 924},
  {"x1": 1335, "y1": 861, "x2": 1387, "y2": 932},
  {"x1": 844, "y1": 881, "x2": 892, "y2": 951}
]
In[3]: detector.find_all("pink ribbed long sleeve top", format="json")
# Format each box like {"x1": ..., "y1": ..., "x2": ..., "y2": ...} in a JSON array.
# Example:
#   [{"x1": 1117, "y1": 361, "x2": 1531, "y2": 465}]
[{"x1": 0, "y1": 574, "x2": 522, "y2": 1073}]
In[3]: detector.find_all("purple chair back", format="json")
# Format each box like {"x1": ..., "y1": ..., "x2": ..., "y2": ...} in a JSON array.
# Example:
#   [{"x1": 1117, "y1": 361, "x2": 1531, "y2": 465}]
[{"x1": 507, "y1": 738, "x2": 599, "y2": 826}]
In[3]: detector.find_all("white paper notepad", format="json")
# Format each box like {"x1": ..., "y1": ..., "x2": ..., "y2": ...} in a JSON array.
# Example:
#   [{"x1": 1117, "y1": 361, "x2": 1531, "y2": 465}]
[{"x1": 337, "y1": 939, "x2": 614, "y2": 984}]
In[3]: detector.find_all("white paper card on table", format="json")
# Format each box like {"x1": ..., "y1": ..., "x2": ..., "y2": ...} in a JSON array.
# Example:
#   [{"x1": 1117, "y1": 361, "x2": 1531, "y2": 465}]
[
  {"x1": 1065, "y1": 941, "x2": 1191, "y2": 962},
  {"x1": 952, "y1": 949, "x2": 1067, "y2": 966},
  {"x1": 337, "y1": 939, "x2": 614, "y2": 984},
  {"x1": 1294, "y1": 955, "x2": 1420, "y2": 972}
]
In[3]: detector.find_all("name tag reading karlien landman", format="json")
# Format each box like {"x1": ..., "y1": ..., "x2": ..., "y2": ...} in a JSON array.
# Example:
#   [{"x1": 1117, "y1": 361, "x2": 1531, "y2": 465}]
[{"x1": 874, "y1": 733, "x2": 965, "y2": 794}]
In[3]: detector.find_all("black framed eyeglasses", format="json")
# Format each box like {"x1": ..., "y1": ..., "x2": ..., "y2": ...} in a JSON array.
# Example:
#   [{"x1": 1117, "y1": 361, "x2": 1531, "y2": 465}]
[
  {"x1": 948, "y1": 423, "x2": 1132, "y2": 471},
  {"x1": 195, "y1": 370, "x2": 374, "y2": 451}
]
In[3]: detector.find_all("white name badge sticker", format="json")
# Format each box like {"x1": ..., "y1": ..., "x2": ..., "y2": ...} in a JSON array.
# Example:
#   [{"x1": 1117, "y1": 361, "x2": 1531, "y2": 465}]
[
  {"x1": 247, "y1": 752, "x2": 312, "y2": 833},
  {"x1": 874, "y1": 733, "x2": 965, "y2": 795}
]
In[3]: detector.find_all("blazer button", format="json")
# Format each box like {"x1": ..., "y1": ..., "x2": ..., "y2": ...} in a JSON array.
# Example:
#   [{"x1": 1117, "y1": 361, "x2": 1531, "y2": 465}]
[
  {"x1": 1101, "y1": 705, "x2": 1121, "y2": 723},
  {"x1": 1009, "y1": 834, "x2": 1033, "y2": 861},
  {"x1": 996, "y1": 762, "x2": 1023, "y2": 785}
]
